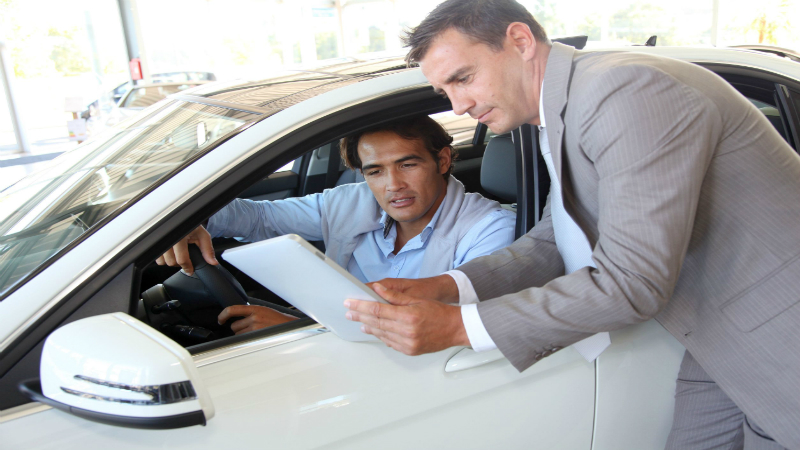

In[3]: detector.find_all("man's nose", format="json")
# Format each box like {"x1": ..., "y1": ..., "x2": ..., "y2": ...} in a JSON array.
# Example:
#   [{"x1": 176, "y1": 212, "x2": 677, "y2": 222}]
[
  {"x1": 450, "y1": 91, "x2": 474, "y2": 116},
  {"x1": 385, "y1": 169, "x2": 406, "y2": 191}
]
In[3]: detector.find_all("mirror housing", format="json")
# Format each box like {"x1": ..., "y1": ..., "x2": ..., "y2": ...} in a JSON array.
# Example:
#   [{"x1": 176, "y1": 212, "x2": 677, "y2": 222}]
[{"x1": 18, "y1": 312, "x2": 214, "y2": 429}]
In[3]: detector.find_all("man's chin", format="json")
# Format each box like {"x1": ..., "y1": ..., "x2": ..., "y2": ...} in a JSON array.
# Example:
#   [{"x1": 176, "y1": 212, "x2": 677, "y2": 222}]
[{"x1": 486, "y1": 121, "x2": 516, "y2": 135}]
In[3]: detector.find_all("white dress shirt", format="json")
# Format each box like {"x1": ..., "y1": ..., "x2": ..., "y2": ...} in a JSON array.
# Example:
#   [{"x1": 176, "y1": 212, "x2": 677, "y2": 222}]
[{"x1": 450, "y1": 81, "x2": 610, "y2": 358}]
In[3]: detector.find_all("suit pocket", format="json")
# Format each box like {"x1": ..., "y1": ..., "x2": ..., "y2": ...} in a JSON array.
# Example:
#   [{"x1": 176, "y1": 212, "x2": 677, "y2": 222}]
[{"x1": 721, "y1": 254, "x2": 800, "y2": 332}]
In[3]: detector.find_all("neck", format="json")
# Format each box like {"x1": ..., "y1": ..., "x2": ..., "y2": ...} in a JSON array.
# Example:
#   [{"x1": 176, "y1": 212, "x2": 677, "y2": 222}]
[{"x1": 528, "y1": 43, "x2": 551, "y2": 127}]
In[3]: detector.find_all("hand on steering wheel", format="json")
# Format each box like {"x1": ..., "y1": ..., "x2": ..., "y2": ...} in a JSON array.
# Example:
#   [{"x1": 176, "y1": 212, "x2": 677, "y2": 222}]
[
  {"x1": 218, "y1": 305, "x2": 298, "y2": 335},
  {"x1": 156, "y1": 225, "x2": 218, "y2": 275}
]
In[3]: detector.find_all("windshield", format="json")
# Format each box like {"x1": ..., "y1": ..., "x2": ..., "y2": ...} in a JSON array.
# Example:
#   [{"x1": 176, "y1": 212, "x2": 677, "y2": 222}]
[{"x1": 0, "y1": 101, "x2": 260, "y2": 299}]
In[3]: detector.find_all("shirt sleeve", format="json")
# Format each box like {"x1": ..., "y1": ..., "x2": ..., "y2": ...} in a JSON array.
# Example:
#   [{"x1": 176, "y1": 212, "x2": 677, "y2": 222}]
[
  {"x1": 461, "y1": 304, "x2": 499, "y2": 352},
  {"x1": 443, "y1": 269, "x2": 480, "y2": 305},
  {"x1": 207, "y1": 194, "x2": 326, "y2": 242},
  {"x1": 445, "y1": 270, "x2": 498, "y2": 352},
  {"x1": 453, "y1": 209, "x2": 516, "y2": 267}
]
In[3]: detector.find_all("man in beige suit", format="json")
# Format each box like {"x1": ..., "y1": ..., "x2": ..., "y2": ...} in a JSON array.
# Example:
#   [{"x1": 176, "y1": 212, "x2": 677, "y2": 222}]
[{"x1": 344, "y1": 0, "x2": 800, "y2": 448}]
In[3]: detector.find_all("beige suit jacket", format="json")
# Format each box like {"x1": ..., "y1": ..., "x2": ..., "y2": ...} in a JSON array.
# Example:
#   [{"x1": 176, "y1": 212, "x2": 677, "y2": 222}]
[{"x1": 458, "y1": 43, "x2": 800, "y2": 447}]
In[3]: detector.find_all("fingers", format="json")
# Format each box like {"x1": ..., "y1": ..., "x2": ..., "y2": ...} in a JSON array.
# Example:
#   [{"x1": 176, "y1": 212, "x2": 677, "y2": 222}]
[
  {"x1": 156, "y1": 225, "x2": 217, "y2": 274},
  {"x1": 217, "y1": 305, "x2": 254, "y2": 324},
  {"x1": 190, "y1": 226, "x2": 218, "y2": 266},
  {"x1": 344, "y1": 297, "x2": 403, "y2": 322},
  {"x1": 371, "y1": 283, "x2": 416, "y2": 306},
  {"x1": 171, "y1": 240, "x2": 194, "y2": 274},
  {"x1": 218, "y1": 305, "x2": 297, "y2": 335},
  {"x1": 362, "y1": 325, "x2": 424, "y2": 356},
  {"x1": 230, "y1": 315, "x2": 254, "y2": 334},
  {"x1": 369, "y1": 278, "x2": 413, "y2": 294}
]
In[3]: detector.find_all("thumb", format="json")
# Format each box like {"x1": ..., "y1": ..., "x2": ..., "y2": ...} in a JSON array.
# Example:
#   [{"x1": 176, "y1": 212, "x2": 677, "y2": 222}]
[{"x1": 372, "y1": 283, "x2": 416, "y2": 306}]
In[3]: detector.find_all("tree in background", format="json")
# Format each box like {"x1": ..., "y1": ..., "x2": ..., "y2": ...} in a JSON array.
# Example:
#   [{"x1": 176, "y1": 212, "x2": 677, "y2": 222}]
[
  {"x1": 745, "y1": 0, "x2": 793, "y2": 44},
  {"x1": 48, "y1": 27, "x2": 91, "y2": 76}
]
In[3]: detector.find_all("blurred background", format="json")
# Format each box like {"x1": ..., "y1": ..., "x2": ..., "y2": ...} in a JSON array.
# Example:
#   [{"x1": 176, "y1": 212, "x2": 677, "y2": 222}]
[{"x1": 1, "y1": 0, "x2": 798, "y2": 188}]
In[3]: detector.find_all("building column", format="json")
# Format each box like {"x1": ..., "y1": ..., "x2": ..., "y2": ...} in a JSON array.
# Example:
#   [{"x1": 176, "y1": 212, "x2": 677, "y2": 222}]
[{"x1": 0, "y1": 40, "x2": 30, "y2": 155}]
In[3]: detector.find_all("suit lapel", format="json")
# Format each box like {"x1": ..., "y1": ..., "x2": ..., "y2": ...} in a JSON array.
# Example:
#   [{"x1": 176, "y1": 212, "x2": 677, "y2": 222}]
[
  {"x1": 541, "y1": 43, "x2": 598, "y2": 248},
  {"x1": 541, "y1": 43, "x2": 575, "y2": 186}
]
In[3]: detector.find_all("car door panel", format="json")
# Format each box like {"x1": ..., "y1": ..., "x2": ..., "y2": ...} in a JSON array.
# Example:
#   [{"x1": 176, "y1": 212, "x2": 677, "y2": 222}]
[
  {"x1": 593, "y1": 320, "x2": 685, "y2": 450},
  {"x1": 5, "y1": 330, "x2": 595, "y2": 449}
]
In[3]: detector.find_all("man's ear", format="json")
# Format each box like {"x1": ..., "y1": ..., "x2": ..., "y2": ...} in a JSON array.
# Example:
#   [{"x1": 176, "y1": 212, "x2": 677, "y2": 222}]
[
  {"x1": 506, "y1": 22, "x2": 536, "y2": 60},
  {"x1": 438, "y1": 147, "x2": 452, "y2": 175}
]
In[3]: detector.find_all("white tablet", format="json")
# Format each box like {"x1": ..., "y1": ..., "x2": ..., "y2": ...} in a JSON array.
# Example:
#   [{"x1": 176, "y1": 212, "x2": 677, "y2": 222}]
[{"x1": 221, "y1": 234, "x2": 386, "y2": 341}]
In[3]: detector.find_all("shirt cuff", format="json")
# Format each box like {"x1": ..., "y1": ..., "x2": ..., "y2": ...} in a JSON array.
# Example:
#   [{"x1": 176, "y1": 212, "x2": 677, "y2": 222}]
[
  {"x1": 443, "y1": 270, "x2": 480, "y2": 305},
  {"x1": 460, "y1": 304, "x2": 498, "y2": 352}
]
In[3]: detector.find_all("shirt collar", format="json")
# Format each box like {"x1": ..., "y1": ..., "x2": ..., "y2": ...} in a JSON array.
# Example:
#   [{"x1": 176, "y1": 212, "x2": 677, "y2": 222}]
[{"x1": 538, "y1": 80, "x2": 546, "y2": 131}]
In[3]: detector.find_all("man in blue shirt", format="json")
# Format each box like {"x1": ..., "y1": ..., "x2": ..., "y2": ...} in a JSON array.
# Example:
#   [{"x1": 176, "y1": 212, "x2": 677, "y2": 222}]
[{"x1": 158, "y1": 115, "x2": 515, "y2": 334}]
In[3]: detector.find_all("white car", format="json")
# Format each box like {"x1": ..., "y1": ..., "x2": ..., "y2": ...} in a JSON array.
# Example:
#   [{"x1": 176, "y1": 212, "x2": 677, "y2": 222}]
[{"x1": 1, "y1": 46, "x2": 798, "y2": 450}]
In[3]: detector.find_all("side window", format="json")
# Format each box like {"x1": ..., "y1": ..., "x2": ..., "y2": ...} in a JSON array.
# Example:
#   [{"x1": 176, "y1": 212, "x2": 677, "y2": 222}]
[
  {"x1": 430, "y1": 111, "x2": 478, "y2": 145},
  {"x1": 718, "y1": 71, "x2": 798, "y2": 151},
  {"x1": 275, "y1": 160, "x2": 297, "y2": 173},
  {"x1": 748, "y1": 98, "x2": 788, "y2": 140}
]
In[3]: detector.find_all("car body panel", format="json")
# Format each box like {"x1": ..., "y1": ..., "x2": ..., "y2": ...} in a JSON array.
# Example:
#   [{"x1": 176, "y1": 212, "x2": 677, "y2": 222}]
[{"x1": 4, "y1": 328, "x2": 595, "y2": 449}]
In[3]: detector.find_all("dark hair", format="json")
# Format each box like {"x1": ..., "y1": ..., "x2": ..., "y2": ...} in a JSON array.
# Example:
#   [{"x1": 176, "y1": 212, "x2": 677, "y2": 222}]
[
  {"x1": 402, "y1": 0, "x2": 549, "y2": 65},
  {"x1": 339, "y1": 115, "x2": 457, "y2": 179}
]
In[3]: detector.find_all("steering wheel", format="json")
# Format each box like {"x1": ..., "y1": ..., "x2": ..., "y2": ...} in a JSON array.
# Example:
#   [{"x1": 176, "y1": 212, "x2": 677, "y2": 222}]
[
  {"x1": 141, "y1": 244, "x2": 248, "y2": 344},
  {"x1": 186, "y1": 244, "x2": 249, "y2": 309}
]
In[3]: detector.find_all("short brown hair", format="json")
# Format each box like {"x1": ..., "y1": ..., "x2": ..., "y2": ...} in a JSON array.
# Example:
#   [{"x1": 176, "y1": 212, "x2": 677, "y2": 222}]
[
  {"x1": 402, "y1": 0, "x2": 549, "y2": 65},
  {"x1": 339, "y1": 116, "x2": 456, "y2": 180}
]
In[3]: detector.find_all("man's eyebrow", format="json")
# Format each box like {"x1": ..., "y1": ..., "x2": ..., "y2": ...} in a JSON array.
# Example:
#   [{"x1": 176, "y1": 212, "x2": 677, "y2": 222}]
[
  {"x1": 444, "y1": 66, "x2": 474, "y2": 85},
  {"x1": 394, "y1": 155, "x2": 425, "y2": 164},
  {"x1": 361, "y1": 162, "x2": 382, "y2": 172},
  {"x1": 433, "y1": 66, "x2": 474, "y2": 97},
  {"x1": 361, "y1": 155, "x2": 425, "y2": 172}
]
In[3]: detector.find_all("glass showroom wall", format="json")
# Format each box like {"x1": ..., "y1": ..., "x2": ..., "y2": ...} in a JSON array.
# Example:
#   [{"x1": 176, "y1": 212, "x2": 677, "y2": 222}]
[
  {"x1": 0, "y1": 0, "x2": 128, "y2": 159},
  {"x1": 1, "y1": 0, "x2": 798, "y2": 164}
]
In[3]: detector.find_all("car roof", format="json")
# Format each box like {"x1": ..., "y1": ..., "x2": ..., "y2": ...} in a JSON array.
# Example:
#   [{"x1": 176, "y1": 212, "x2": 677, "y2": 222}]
[
  {"x1": 173, "y1": 45, "x2": 800, "y2": 117},
  {"x1": 177, "y1": 56, "x2": 411, "y2": 110}
]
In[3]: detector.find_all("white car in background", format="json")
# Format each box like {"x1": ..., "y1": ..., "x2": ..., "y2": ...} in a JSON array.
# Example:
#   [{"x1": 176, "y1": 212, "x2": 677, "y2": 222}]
[
  {"x1": 0, "y1": 44, "x2": 798, "y2": 449},
  {"x1": 104, "y1": 81, "x2": 209, "y2": 126}
]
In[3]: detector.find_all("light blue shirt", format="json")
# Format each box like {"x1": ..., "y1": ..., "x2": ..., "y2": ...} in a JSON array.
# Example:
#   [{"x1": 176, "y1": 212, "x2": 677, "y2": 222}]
[
  {"x1": 349, "y1": 207, "x2": 514, "y2": 283},
  {"x1": 208, "y1": 188, "x2": 515, "y2": 283}
]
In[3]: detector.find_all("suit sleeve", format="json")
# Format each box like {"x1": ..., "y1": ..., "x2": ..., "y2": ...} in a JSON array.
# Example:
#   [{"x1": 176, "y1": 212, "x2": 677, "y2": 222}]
[
  {"x1": 471, "y1": 65, "x2": 724, "y2": 371},
  {"x1": 458, "y1": 196, "x2": 564, "y2": 299}
]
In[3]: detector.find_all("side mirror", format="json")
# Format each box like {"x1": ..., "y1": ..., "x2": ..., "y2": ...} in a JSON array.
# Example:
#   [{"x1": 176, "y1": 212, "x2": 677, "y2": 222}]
[{"x1": 18, "y1": 312, "x2": 214, "y2": 429}]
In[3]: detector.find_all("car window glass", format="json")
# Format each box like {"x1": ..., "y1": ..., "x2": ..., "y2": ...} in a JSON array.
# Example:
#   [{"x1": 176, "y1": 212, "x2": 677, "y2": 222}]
[
  {"x1": 747, "y1": 97, "x2": 787, "y2": 140},
  {"x1": 0, "y1": 102, "x2": 260, "y2": 299},
  {"x1": 275, "y1": 160, "x2": 295, "y2": 173},
  {"x1": 430, "y1": 111, "x2": 478, "y2": 145},
  {"x1": 122, "y1": 84, "x2": 199, "y2": 108}
]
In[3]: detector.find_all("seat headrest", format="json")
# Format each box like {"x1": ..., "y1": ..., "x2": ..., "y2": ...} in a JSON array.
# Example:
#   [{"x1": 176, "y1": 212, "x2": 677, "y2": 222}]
[
  {"x1": 335, "y1": 168, "x2": 364, "y2": 186},
  {"x1": 480, "y1": 134, "x2": 516, "y2": 202}
]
